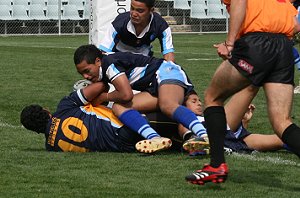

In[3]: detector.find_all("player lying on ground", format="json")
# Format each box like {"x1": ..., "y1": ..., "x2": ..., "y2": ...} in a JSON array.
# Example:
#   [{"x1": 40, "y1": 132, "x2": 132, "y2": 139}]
[
  {"x1": 20, "y1": 79, "x2": 292, "y2": 154},
  {"x1": 20, "y1": 81, "x2": 182, "y2": 152},
  {"x1": 73, "y1": 44, "x2": 208, "y2": 153},
  {"x1": 181, "y1": 89, "x2": 291, "y2": 156}
]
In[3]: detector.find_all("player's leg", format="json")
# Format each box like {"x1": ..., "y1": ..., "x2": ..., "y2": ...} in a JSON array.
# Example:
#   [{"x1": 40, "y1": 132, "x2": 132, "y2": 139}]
[
  {"x1": 157, "y1": 61, "x2": 207, "y2": 138},
  {"x1": 264, "y1": 82, "x2": 300, "y2": 157},
  {"x1": 112, "y1": 93, "x2": 172, "y2": 153},
  {"x1": 225, "y1": 85, "x2": 259, "y2": 131},
  {"x1": 186, "y1": 60, "x2": 250, "y2": 185},
  {"x1": 243, "y1": 134, "x2": 284, "y2": 151}
]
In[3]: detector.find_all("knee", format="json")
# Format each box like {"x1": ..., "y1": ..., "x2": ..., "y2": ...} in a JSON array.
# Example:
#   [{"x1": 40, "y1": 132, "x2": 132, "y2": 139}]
[{"x1": 159, "y1": 101, "x2": 177, "y2": 117}]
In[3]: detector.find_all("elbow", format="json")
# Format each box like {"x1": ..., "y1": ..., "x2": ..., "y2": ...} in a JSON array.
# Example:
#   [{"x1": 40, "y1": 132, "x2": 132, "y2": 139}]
[
  {"x1": 123, "y1": 92, "x2": 134, "y2": 102},
  {"x1": 118, "y1": 91, "x2": 133, "y2": 103}
]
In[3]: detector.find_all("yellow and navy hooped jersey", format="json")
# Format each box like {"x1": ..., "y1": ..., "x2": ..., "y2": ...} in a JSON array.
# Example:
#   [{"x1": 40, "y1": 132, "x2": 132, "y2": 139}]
[
  {"x1": 45, "y1": 90, "x2": 124, "y2": 152},
  {"x1": 99, "y1": 12, "x2": 174, "y2": 56}
]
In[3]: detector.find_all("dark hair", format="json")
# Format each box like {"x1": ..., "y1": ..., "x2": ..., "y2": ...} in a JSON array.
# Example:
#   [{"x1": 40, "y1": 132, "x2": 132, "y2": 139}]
[
  {"x1": 135, "y1": 0, "x2": 155, "y2": 8},
  {"x1": 183, "y1": 90, "x2": 198, "y2": 106},
  {"x1": 73, "y1": 44, "x2": 103, "y2": 65},
  {"x1": 20, "y1": 105, "x2": 50, "y2": 134}
]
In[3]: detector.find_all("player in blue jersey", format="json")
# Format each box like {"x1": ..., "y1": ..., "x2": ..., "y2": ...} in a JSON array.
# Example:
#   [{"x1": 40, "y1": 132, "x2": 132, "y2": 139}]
[
  {"x1": 74, "y1": 44, "x2": 209, "y2": 153},
  {"x1": 181, "y1": 89, "x2": 290, "y2": 156},
  {"x1": 99, "y1": 0, "x2": 175, "y2": 62},
  {"x1": 20, "y1": 81, "x2": 182, "y2": 152}
]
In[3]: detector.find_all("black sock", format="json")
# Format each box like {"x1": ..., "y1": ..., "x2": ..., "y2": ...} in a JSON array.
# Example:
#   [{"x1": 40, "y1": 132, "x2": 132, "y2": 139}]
[
  {"x1": 183, "y1": 131, "x2": 194, "y2": 142},
  {"x1": 204, "y1": 106, "x2": 227, "y2": 168},
  {"x1": 282, "y1": 123, "x2": 300, "y2": 158}
]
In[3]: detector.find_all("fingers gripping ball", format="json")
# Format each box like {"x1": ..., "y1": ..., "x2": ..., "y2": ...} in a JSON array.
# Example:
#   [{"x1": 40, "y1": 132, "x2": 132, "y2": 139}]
[{"x1": 73, "y1": 79, "x2": 92, "y2": 91}]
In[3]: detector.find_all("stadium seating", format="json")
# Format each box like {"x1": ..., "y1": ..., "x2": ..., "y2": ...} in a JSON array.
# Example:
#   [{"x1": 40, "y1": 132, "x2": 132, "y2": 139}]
[
  {"x1": 70, "y1": 0, "x2": 85, "y2": 11},
  {"x1": 31, "y1": 0, "x2": 46, "y2": 6},
  {"x1": 207, "y1": 3, "x2": 225, "y2": 19},
  {"x1": 46, "y1": 5, "x2": 60, "y2": 20},
  {"x1": 0, "y1": 0, "x2": 12, "y2": 6},
  {"x1": 83, "y1": 2, "x2": 90, "y2": 20},
  {"x1": 12, "y1": 5, "x2": 29, "y2": 20},
  {"x1": 47, "y1": 0, "x2": 60, "y2": 6},
  {"x1": 62, "y1": 4, "x2": 83, "y2": 33},
  {"x1": 163, "y1": 0, "x2": 173, "y2": 16},
  {"x1": 29, "y1": 4, "x2": 47, "y2": 34},
  {"x1": 29, "y1": 4, "x2": 47, "y2": 20},
  {"x1": 173, "y1": 0, "x2": 189, "y2": 10},
  {"x1": 173, "y1": 0, "x2": 190, "y2": 25},
  {"x1": 13, "y1": 0, "x2": 30, "y2": 6},
  {"x1": 62, "y1": 5, "x2": 82, "y2": 20},
  {"x1": 190, "y1": 0, "x2": 207, "y2": 19},
  {"x1": 0, "y1": 5, "x2": 12, "y2": 20}
]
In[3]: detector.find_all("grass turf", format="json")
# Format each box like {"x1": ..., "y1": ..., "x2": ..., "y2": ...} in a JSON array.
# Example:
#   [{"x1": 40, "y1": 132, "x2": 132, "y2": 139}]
[{"x1": 0, "y1": 34, "x2": 299, "y2": 197}]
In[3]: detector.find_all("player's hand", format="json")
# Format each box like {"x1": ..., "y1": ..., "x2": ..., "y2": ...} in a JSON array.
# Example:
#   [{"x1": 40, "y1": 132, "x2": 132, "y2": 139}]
[
  {"x1": 242, "y1": 104, "x2": 256, "y2": 123},
  {"x1": 213, "y1": 42, "x2": 233, "y2": 60}
]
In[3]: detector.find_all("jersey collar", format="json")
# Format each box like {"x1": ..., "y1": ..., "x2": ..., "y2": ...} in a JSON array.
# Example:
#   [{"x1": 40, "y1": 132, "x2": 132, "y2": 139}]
[{"x1": 127, "y1": 13, "x2": 153, "y2": 38}]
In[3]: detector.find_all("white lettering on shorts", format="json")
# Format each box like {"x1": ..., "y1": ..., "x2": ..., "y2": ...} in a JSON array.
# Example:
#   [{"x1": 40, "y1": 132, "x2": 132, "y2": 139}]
[{"x1": 238, "y1": 59, "x2": 253, "y2": 74}]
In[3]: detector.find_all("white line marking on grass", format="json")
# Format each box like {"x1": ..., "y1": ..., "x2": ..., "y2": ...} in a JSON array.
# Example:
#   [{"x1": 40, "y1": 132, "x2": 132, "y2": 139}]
[
  {"x1": 0, "y1": 121, "x2": 22, "y2": 129},
  {"x1": 232, "y1": 153, "x2": 300, "y2": 167}
]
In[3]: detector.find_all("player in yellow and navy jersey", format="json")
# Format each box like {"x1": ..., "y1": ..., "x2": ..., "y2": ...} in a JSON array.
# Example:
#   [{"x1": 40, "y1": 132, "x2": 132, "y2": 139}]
[{"x1": 20, "y1": 82, "x2": 179, "y2": 152}]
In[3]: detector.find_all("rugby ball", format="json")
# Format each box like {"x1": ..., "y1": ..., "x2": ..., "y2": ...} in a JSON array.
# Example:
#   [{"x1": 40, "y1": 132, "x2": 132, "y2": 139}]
[{"x1": 73, "y1": 79, "x2": 92, "y2": 91}]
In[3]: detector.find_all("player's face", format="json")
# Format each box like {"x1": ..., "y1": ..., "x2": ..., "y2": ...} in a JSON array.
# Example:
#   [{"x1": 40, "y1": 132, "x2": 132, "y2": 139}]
[
  {"x1": 185, "y1": 94, "x2": 203, "y2": 116},
  {"x1": 76, "y1": 58, "x2": 101, "y2": 83},
  {"x1": 130, "y1": 0, "x2": 153, "y2": 26}
]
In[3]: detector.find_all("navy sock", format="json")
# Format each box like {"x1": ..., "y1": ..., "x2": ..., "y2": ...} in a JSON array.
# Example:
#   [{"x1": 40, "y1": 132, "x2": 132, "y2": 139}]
[
  {"x1": 281, "y1": 123, "x2": 300, "y2": 158},
  {"x1": 119, "y1": 109, "x2": 159, "y2": 139},
  {"x1": 204, "y1": 106, "x2": 226, "y2": 168}
]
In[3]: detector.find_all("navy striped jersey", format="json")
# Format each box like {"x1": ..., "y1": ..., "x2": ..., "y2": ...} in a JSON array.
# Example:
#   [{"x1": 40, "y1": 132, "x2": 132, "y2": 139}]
[
  {"x1": 101, "y1": 52, "x2": 164, "y2": 91},
  {"x1": 45, "y1": 90, "x2": 125, "y2": 152},
  {"x1": 99, "y1": 12, "x2": 174, "y2": 56}
]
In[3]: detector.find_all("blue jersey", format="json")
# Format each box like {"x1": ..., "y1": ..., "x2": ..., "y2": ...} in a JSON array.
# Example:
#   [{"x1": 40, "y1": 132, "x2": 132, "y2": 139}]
[
  {"x1": 45, "y1": 90, "x2": 136, "y2": 152},
  {"x1": 99, "y1": 12, "x2": 174, "y2": 56},
  {"x1": 100, "y1": 52, "x2": 193, "y2": 94}
]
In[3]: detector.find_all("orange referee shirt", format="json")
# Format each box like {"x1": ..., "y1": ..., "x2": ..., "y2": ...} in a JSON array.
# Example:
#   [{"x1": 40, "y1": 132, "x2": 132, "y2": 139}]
[{"x1": 223, "y1": 0, "x2": 297, "y2": 38}]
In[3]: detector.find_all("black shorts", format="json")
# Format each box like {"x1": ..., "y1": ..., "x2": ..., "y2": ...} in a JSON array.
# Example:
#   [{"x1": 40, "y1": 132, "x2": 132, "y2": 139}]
[
  {"x1": 229, "y1": 32, "x2": 295, "y2": 86},
  {"x1": 224, "y1": 125, "x2": 254, "y2": 153}
]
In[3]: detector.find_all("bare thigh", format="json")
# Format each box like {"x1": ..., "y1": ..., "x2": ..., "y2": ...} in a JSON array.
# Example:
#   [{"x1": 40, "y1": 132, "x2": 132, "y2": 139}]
[
  {"x1": 204, "y1": 60, "x2": 251, "y2": 107},
  {"x1": 112, "y1": 92, "x2": 159, "y2": 116},
  {"x1": 263, "y1": 83, "x2": 294, "y2": 137},
  {"x1": 225, "y1": 85, "x2": 259, "y2": 131},
  {"x1": 158, "y1": 84, "x2": 185, "y2": 117}
]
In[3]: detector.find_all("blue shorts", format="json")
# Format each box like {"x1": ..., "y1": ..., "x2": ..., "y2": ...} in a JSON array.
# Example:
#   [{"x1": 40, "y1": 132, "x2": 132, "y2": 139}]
[{"x1": 146, "y1": 61, "x2": 194, "y2": 96}]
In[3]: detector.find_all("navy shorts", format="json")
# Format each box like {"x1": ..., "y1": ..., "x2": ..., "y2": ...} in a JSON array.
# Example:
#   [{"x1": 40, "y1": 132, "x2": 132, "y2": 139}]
[
  {"x1": 224, "y1": 125, "x2": 254, "y2": 153},
  {"x1": 229, "y1": 32, "x2": 295, "y2": 86}
]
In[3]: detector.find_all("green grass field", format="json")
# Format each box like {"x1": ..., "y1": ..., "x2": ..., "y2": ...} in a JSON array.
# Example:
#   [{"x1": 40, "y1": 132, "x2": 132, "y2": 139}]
[{"x1": 0, "y1": 34, "x2": 300, "y2": 197}]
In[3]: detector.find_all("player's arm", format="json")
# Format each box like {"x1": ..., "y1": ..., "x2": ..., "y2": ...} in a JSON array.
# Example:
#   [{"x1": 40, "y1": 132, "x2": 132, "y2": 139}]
[
  {"x1": 159, "y1": 26, "x2": 175, "y2": 62},
  {"x1": 108, "y1": 74, "x2": 133, "y2": 103},
  {"x1": 163, "y1": 52, "x2": 175, "y2": 62},
  {"x1": 226, "y1": 0, "x2": 246, "y2": 44},
  {"x1": 214, "y1": 0, "x2": 246, "y2": 59},
  {"x1": 93, "y1": 73, "x2": 133, "y2": 104},
  {"x1": 81, "y1": 82, "x2": 109, "y2": 102}
]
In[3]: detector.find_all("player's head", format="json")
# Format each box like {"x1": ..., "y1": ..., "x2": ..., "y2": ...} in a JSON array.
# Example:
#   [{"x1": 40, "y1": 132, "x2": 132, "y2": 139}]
[
  {"x1": 134, "y1": 0, "x2": 155, "y2": 8},
  {"x1": 74, "y1": 44, "x2": 103, "y2": 83},
  {"x1": 20, "y1": 104, "x2": 51, "y2": 134},
  {"x1": 183, "y1": 90, "x2": 203, "y2": 116},
  {"x1": 130, "y1": 0, "x2": 155, "y2": 26}
]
